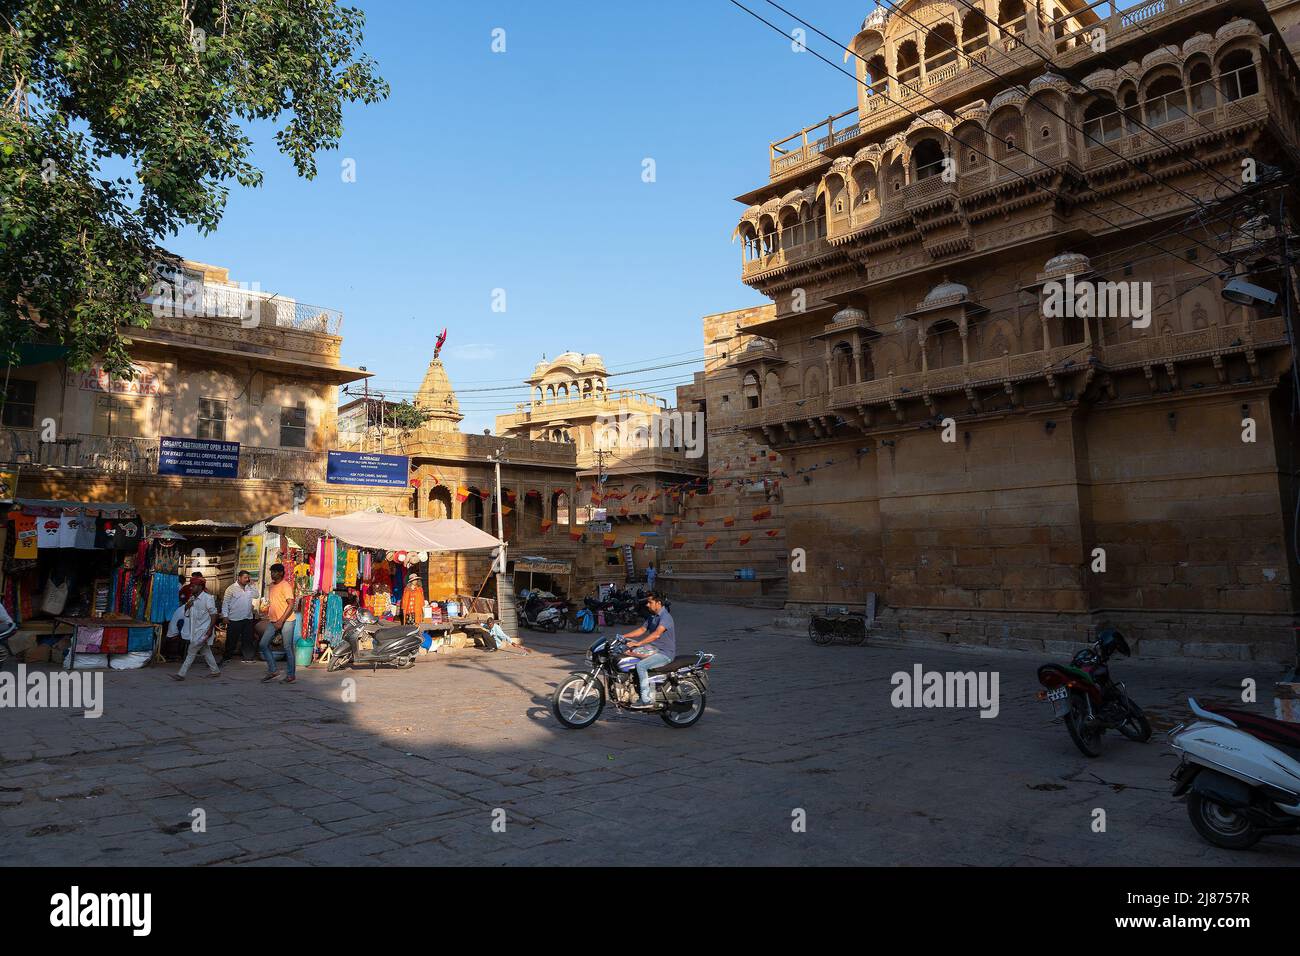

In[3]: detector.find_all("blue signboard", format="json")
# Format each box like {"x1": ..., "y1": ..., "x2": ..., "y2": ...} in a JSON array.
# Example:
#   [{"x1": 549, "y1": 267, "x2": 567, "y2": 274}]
[
  {"x1": 327, "y1": 450, "x2": 410, "y2": 488},
  {"x1": 158, "y1": 436, "x2": 241, "y2": 479}
]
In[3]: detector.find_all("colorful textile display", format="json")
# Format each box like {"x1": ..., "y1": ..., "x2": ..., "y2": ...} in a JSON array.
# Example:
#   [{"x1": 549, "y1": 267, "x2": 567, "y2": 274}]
[
  {"x1": 325, "y1": 591, "x2": 344, "y2": 640},
  {"x1": 344, "y1": 550, "x2": 358, "y2": 588},
  {"x1": 74, "y1": 627, "x2": 104, "y2": 653},
  {"x1": 148, "y1": 572, "x2": 181, "y2": 623},
  {"x1": 127, "y1": 628, "x2": 154, "y2": 652}
]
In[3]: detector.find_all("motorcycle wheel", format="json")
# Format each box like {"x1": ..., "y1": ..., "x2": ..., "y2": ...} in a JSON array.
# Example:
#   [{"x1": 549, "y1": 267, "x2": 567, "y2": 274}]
[
  {"x1": 808, "y1": 618, "x2": 833, "y2": 646},
  {"x1": 1064, "y1": 693, "x2": 1103, "y2": 758},
  {"x1": 1187, "y1": 792, "x2": 1262, "y2": 850},
  {"x1": 395, "y1": 655, "x2": 415, "y2": 669},
  {"x1": 552, "y1": 674, "x2": 605, "y2": 729},
  {"x1": 1117, "y1": 699, "x2": 1152, "y2": 742},
  {"x1": 326, "y1": 650, "x2": 351, "y2": 672},
  {"x1": 660, "y1": 677, "x2": 707, "y2": 729}
]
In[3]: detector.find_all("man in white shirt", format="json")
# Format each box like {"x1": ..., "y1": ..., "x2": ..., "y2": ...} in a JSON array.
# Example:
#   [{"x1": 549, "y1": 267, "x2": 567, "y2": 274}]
[
  {"x1": 172, "y1": 574, "x2": 220, "y2": 680},
  {"x1": 221, "y1": 570, "x2": 258, "y2": 662}
]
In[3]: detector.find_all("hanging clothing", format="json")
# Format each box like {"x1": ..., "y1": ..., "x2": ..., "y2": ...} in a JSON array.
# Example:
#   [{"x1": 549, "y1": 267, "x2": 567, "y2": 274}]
[
  {"x1": 344, "y1": 550, "x2": 358, "y2": 588},
  {"x1": 324, "y1": 591, "x2": 344, "y2": 640}
]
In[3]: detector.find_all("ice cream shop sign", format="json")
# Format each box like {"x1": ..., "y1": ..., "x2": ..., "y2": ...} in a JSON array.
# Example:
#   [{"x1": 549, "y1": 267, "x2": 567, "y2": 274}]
[{"x1": 76, "y1": 364, "x2": 161, "y2": 395}]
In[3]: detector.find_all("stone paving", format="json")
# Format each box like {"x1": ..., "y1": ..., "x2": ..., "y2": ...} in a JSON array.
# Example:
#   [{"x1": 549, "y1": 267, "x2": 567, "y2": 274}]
[{"x1": 2, "y1": 601, "x2": 1298, "y2": 866}]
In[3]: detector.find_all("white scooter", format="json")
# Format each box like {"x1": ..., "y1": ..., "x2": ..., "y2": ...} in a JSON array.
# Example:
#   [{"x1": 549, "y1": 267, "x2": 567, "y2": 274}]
[{"x1": 1169, "y1": 697, "x2": 1300, "y2": 849}]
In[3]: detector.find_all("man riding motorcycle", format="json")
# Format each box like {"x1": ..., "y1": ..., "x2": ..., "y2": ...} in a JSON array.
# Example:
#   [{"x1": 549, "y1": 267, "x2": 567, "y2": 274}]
[{"x1": 617, "y1": 591, "x2": 675, "y2": 708}]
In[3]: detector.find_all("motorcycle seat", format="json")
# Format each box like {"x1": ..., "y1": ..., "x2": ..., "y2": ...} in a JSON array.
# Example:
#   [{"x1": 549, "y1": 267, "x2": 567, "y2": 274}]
[
  {"x1": 649, "y1": 654, "x2": 699, "y2": 674},
  {"x1": 1207, "y1": 706, "x2": 1300, "y2": 761}
]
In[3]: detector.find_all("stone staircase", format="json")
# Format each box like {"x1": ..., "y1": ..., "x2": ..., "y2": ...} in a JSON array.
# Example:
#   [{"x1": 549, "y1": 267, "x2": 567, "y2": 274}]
[{"x1": 657, "y1": 486, "x2": 788, "y2": 608}]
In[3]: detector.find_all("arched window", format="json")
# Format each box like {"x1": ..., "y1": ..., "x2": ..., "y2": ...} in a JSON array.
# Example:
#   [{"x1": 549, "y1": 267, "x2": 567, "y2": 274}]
[
  {"x1": 833, "y1": 343, "x2": 857, "y2": 387},
  {"x1": 925, "y1": 23, "x2": 958, "y2": 72},
  {"x1": 998, "y1": 0, "x2": 1026, "y2": 36},
  {"x1": 912, "y1": 138, "x2": 946, "y2": 180},
  {"x1": 551, "y1": 490, "x2": 570, "y2": 526},
  {"x1": 523, "y1": 489, "x2": 544, "y2": 527},
  {"x1": 954, "y1": 123, "x2": 985, "y2": 171},
  {"x1": 1120, "y1": 88, "x2": 1139, "y2": 133},
  {"x1": 1144, "y1": 74, "x2": 1187, "y2": 127},
  {"x1": 991, "y1": 111, "x2": 1024, "y2": 160},
  {"x1": 763, "y1": 370, "x2": 781, "y2": 403},
  {"x1": 758, "y1": 215, "x2": 778, "y2": 256},
  {"x1": 961, "y1": 10, "x2": 989, "y2": 54},
  {"x1": 810, "y1": 200, "x2": 826, "y2": 238},
  {"x1": 1083, "y1": 97, "x2": 1122, "y2": 144},
  {"x1": 780, "y1": 208, "x2": 802, "y2": 248},
  {"x1": 738, "y1": 222, "x2": 758, "y2": 262},
  {"x1": 428, "y1": 485, "x2": 452, "y2": 519},
  {"x1": 741, "y1": 371, "x2": 761, "y2": 409},
  {"x1": 852, "y1": 163, "x2": 877, "y2": 206},
  {"x1": 1188, "y1": 61, "x2": 1214, "y2": 112},
  {"x1": 866, "y1": 54, "x2": 887, "y2": 97},
  {"x1": 897, "y1": 41, "x2": 920, "y2": 85},
  {"x1": 1220, "y1": 50, "x2": 1259, "y2": 101},
  {"x1": 463, "y1": 488, "x2": 485, "y2": 528}
]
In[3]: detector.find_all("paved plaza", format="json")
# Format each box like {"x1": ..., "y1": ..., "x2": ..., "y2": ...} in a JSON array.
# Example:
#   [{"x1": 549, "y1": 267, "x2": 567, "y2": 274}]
[{"x1": 2, "y1": 601, "x2": 1297, "y2": 866}]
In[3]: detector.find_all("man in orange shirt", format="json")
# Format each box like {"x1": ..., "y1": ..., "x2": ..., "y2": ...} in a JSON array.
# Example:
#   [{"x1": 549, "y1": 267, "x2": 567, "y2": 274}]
[{"x1": 256, "y1": 563, "x2": 299, "y2": 684}]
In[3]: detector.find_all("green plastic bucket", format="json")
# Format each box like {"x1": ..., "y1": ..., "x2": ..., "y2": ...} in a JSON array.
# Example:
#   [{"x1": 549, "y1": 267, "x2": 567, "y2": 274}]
[{"x1": 293, "y1": 640, "x2": 314, "y2": 667}]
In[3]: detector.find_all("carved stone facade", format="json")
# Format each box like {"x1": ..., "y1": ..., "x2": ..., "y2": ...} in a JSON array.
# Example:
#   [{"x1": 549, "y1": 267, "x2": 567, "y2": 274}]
[{"x1": 716, "y1": 0, "x2": 1300, "y2": 659}]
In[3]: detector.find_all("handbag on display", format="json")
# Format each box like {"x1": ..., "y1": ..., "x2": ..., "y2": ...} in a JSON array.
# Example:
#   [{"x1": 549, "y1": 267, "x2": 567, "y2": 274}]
[{"x1": 41, "y1": 576, "x2": 70, "y2": 616}]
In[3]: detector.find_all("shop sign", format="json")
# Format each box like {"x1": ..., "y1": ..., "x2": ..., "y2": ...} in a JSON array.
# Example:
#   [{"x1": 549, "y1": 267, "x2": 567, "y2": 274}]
[
  {"x1": 586, "y1": 521, "x2": 612, "y2": 533},
  {"x1": 237, "y1": 535, "x2": 264, "y2": 584},
  {"x1": 326, "y1": 451, "x2": 410, "y2": 488},
  {"x1": 77, "y1": 364, "x2": 161, "y2": 395},
  {"x1": 158, "y1": 437, "x2": 241, "y2": 478}
]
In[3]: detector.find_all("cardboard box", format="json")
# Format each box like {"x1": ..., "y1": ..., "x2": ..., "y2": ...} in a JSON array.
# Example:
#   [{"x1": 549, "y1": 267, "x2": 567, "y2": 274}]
[
  {"x1": 23, "y1": 644, "x2": 51, "y2": 664},
  {"x1": 7, "y1": 631, "x2": 38, "y2": 656}
]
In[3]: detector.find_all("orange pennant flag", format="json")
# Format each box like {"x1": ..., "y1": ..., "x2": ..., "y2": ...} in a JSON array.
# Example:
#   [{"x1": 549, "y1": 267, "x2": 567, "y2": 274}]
[
  {"x1": 652, "y1": 516, "x2": 665, "y2": 526},
  {"x1": 752, "y1": 507, "x2": 772, "y2": 521},
  {"x1": 569, "y1": 530, "x2": 583, "y2": 542},
  {"x1": 738, "y1": 533, "x2": 753, "y2": 546},
  {"x1": 765, "y1": 529, "x2": 780, "y2": 537},
  {"x1": 633, "y1": 539, "x2": 646, "y2": 550},
  {"x1": 704, "y1": 536, "x2": 719, "y2": 549},
  {"x1": 540, "y1": 519, "x2": 554, "y2": 532},
  {"x1": 671, "y1": 537, "x2": 686, "y2": 549},
  {"x1": 455, "y1": 487, "x2": 470, "y2": 502},
  {"x1": 722, "y1": 516, "x2": 735, "y2": 528},
  {"x1": 602, "y1": 533, "x2": 616, "y2": 548}
]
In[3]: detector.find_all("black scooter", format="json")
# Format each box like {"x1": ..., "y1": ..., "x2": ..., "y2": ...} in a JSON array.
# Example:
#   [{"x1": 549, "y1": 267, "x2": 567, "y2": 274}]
[{"x1": 327, "y1": 610, "x2": 422, "y2": 671}]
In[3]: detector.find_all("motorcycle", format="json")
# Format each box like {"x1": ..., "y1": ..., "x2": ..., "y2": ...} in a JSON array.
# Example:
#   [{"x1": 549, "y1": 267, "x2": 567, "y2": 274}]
[
  {"x1": 552, "y1": 636, "x2": 713, "y2": 730},
  {"x1": 521, "y1": 594, "x2": 564, "y2": 632},
  {"x1": 1170, "y1": 697, "x2": 1300, "y2": 849},
  {"x1": 1035, "y1": 627, "x2": 1151, "y2": 757},
  {"x1": 327, "y1": 609, "x2": 422, "y2": 671}
]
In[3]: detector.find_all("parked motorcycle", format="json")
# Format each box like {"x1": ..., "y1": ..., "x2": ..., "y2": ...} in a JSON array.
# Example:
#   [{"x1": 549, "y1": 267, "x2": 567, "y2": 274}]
[
  {"x1": 521, "y1": 594, "x2": 564, "y2": 632},
  {"x1": 1035, "y1": 627, "x2": 1151, "y2": 757},
  {"x1": 327, "y1": 610, "x2": 422, "y2": 671},
  {"x1": 1170, "y1": 697, "x2": 1300, "y2": 849},
  {"x1": 552, "y1": 636, "x2": 712, "y2": 730}
]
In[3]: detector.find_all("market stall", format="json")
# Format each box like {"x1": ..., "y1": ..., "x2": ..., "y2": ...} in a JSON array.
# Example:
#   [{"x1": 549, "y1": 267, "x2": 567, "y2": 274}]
[
  {"x1": 511, "y1": 556, "x2": 572, "y2": 600},
  {"x1": 1, "y1": 498, "x2": 169, "y2": 669},
  {"x1": 264, "y1": 511, "x2": 502, "y2": 661}
]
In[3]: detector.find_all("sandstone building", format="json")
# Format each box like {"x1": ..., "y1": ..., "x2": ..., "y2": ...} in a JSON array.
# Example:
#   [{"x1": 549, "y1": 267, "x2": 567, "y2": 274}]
[{"x1": 712, "y1": 0, "x2": 1299, "y2": 659}]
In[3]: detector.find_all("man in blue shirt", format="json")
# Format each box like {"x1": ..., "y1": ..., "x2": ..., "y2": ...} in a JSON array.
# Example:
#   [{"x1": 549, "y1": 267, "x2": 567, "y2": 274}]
[{"x1": 619, "y1": 591, "x2": 675, "y2": 707}]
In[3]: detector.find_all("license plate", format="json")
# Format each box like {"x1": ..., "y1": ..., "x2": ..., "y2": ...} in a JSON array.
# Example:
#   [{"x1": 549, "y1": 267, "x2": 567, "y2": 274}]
[{"x1": 1046, "y1": 686, "x2": 1070, "y2": 717}]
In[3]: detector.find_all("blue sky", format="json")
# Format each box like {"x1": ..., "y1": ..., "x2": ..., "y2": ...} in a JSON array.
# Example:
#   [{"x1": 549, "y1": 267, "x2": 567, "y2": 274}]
[{"x1": 168, "y1": 0, "x2": 873, "y2": 430}]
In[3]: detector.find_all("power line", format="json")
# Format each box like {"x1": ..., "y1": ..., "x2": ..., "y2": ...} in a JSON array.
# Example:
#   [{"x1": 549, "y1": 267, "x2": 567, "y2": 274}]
[
  {"x1": 838, "y1": 0, "x2": 1237, "y2": 204},
  {"x1": 728, "y1": 0, "x2": 1235, "y2": 275}
]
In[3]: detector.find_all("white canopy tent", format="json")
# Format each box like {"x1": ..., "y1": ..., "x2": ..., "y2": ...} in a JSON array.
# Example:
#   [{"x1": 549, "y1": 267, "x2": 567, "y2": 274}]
[{"x1": 266, "y1": 512, "x2": 500, "y2": 553}]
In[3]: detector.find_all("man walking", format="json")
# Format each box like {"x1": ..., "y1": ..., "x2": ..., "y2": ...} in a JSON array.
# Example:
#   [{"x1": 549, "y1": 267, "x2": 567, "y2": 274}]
[
  {"x1": 221, "y1": 569, "x2": 258, "y2": 662},
  {"x1": 617, "y1": 591, "x2": 675, "y2": 708},
  {"x1": 257, "y1": 563, "x2": 298, "y2": 684},
  {"x1": 171, "y1": 574, "x2": 220, "y2": 680}
]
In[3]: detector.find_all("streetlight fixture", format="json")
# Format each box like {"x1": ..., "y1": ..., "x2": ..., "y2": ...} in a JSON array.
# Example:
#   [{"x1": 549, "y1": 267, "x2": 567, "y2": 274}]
[{"x1": 1221, "y1": 276, "x2": 1279, "y2": 307}]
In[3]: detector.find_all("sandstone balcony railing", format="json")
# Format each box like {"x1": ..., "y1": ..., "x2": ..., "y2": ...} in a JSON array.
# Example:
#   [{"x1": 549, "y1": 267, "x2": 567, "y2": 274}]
[
  {"x1": 822, "y1": 319, "x2": 1287, "y2": 410},
  {"x1": 903, "y1": 173, "x2": 958, "y2": 212},
  {"x1": 509, "y1": 390, "x2": 669, "y2": 418},
  {"x1": 770, "y1": 107, "x2": 861, "y2": 179},
  {"x1": 731, "y1": 394, "x2": 830, "y2": 431},
  {"x1": 0, "y1": 431, "x2": 327, "y2": 481},
  {"x1": 742, "y1": 236, "x2": 830, "y2": 278}
]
